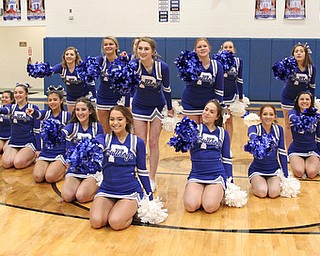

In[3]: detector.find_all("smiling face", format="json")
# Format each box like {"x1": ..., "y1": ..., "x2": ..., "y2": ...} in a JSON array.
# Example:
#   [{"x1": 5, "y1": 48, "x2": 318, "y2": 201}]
[
  {"x1": 195, "y1": 39, "x2": 211, "y2": 58},
  {"x1": 103, "y1": 38, "x2": 118, "y2": 56},
  {"x1": 75, "y1": 101, "x2": 91, "y2": 126},
  {"x1": 64, "y1": 49, "x2": 77, "y2": 65},
  {"x1": 202, "y1": 102, "x2": 219, "y2": 126},
  {"x1": 137, "y1": 41, "x2": 153, "y2": 61},
  {"x1": 260, "y1": 106, "x2": 276, "y2": 127},
  {"x1": 48, "y1": 93, "x2": 63, "y2": 112},
  {"x1": 222, "y1": 41, "x2": 235, "y2": 53},
  {"x1": 109, "y1": 109, "x2": 127, "y2": 135},
  {"x1": 14, "y1": 86, "x2": 28, "y2": 105},
  {"x1": 1, "y1": 92, "x2": 14, "y2": 106},
  {"x1": 297, "y1": 93, "x2": 312, "y2": 112}
]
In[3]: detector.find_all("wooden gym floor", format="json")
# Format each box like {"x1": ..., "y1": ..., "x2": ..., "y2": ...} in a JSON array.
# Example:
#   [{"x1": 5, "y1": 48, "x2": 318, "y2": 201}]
[{"x1": 1, "y1": 114, "x2": 320, "y2": 255}]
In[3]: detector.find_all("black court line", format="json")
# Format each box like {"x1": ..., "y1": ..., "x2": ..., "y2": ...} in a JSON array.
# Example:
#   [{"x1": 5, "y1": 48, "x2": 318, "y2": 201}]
[{"x1": 48, "y1": 183, "x2": 320, "y2": 235}]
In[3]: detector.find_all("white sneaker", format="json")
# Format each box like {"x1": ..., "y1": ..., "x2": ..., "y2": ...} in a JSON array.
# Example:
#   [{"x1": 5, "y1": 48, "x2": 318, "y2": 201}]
[
  {"x1": 230, "y1": 150, "x2": 233, "y2": 158},
  {"x1": 150, "y1": 179, "x2": 157, "y2": 192}
]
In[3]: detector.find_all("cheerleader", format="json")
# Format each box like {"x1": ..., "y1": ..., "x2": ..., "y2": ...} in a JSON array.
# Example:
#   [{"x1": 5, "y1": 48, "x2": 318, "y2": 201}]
[
  {"x1": 281, "y1": 43, "x2": 316, "y2": 149},
  {"x1": 247, "y1": 105, "x2": 288, "y2": 198},
  {"x1": 181, "y1": 38, "x2": 224, "y2": 124},
  {"x1": 95, "y1": 36, "x2": 123, "y2": 133},
  {"x1": 26, "y1": 86, "x2": 71, "y2": 183},
  {"x1": 61, "y1": 97, "x2": 103, "y2": 203},
  {"x1": 90, "y1": 105, "x2": 153, "y2": 230},
  {"x1": 132, "y1": 37, "x2": 174, "y2": 191},
  {"x1": 184, "y1": 100, "x2": 232, "y2": 213},
  {"x1": 219, "y1": 40, "x2": 244, "y2": 149},
  {"x1": 288, "y1": 91, "x2": 320, "y2": 179},
  {"x1": 0, "y1": 90, "x2": 14, "y2": 153},
  {"x1": 52, "y1": 46, "x2": 96, "y2": 113},
  {"x1": 0, "y1": 83, "x2": 40, "y2": 169}
]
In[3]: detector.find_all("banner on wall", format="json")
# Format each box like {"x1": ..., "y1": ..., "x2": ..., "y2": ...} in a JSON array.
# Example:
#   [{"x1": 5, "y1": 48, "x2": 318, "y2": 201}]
[
  {"x1": 27, "y1": 0, "x2": 45, "y2": 20},
  {"x1": 254, "y1": 0, "x2": 276, "y2": 20},
  {"x1": 284, "y1": 0, "x2": 305, "y2": 19},
  {"x1": 3, "y1": 0, "x2": 21, "y2": 21}
]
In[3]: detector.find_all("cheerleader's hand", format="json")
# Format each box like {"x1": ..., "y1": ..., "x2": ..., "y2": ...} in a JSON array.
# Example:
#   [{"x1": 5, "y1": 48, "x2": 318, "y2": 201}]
[
  {"x1": 120, "y1": 51, "x2": 128, "y2": 57},
  {"x1": 167, "y1": 109, "x2": 174, "y2": 118},
  {"x1": 26, "y1": 107, "x2": 34, "y2": 116},
  {"x1": 35, "y1": 151, "x2": 40, "y2": 158}
]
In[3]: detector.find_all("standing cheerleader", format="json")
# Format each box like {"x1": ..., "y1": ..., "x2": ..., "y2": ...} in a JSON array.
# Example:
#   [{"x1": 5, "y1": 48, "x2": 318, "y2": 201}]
[
  {"x1": 52, "y1": 46, "x2": 96, "y2": 113},
  {"x1": 246, "y1": 105, "x2": 288, "y2": 198},
  {"x1": 288, "y1": 91, "x2": 320, "y2": 179},
  {"x1": 90, "y1": 105, "x2": 153, "y2": 230},
  {"x1": 181, "y1": 37, "x2": 224, "y2": 124},
  {"x1": 132, "y1": 37, "x2": 174, "y2": 191},
  {"x1": 280, "y1": 43, "x2": 315, "y2": 149},
  {"x1": 0, "y1": 90, "x2": 14, "y2": 153},
  {"x1": 183, "y1": 100, "x2": 232, "y2": 213},
  {"x1": 61, "y1": 97, "x2": 103, "y2": 203},
  {"x1": 219, "y1": 40, "x2": 244, "y2": 150},
  {"x1": 95, "y1": 36, "x2": 123, "y2": 133},
  {"x1": 0, "y1": 83, "x2": 40, "y2": 169},
  {"x1": 26, "y1": 86, "x2": 71, "y2": 183}
]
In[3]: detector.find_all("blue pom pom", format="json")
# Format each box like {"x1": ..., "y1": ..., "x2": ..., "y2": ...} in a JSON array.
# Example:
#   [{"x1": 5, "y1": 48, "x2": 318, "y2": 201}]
[
  {"x1": 291, "y1": 108, "x2": 320, "y2": 133},
  {"x1": 41, "y1": 118, "x2": 65, "y2": 149},
  {"x1": 174, "y1": 51, "x2": 202, "y2": 82},
  {"x1": 168, "y1": 116, "x2": 200, "y2": 152},
  {"x1": 107, "y1": 56, "x2": 140, "y2": 95},
  {"x1": 27, "y1": 62, "x2": 54, "y2": 78},
  {"x1": 213, "y1": 50, "x2": 236, "y2": 72},
  {"x1": 244, "y1": 133, "x2": 277, "y2": 159},
  {"x1": 75, "y1": 56, "x2": 102, "y2": 84},
  {"x1": 272, "y1": 56, "x2": 297, "y2": 81},
  {"x1": 66, "y1": 138, "x2": 103, "y2": 174}
]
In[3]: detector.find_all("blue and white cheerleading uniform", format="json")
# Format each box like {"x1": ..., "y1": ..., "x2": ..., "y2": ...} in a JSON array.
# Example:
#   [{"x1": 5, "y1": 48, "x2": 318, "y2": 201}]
[
  {"x1": 281, "y1": 64, "x2": 316, "y2": 110},
  {"x1": 52, "y1": 64, "x2": 96, "y2": 105},
  {"x1": 247, "y1": 123, "x2": 288, "y2": 180},
  {"x1": 62, "y1": 121, "x2": 104, "y2": 179},
  {"x1": 0, "y1": 104, "x2": 11, "y2": 140},
  {"x1": 288, "y1": 109, "x2": 320, "y2": 158},
  {"x1": 0, "y1": 103, "x2": 40, "y2": 151},
  {"x1": 33, "y1": 109, "x2": 71, "y2": 164},
  {"x1": 132, "y1": 59, "x2": 173, "y2": 121},
  {"x1": 223, "y1": 57, "x2": 243, "y2": 104},
  {"x1": 188, "y1": 124, "x2": 232, "y2": 190},
  {"x1": 182, "y1": 59, "x2": 224, "y2": 116},
  {"x1": 95, "y1": 133, "x2": 152, "y2": 201},
  {"x1": 95, "y1": 56, "x2": 124, "y2": 110}
]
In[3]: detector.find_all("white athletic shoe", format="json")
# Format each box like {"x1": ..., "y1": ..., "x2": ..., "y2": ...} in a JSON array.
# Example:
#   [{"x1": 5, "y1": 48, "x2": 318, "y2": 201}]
[{"x1": 230, "y1": 150, "x2": 233, "y2": 158}]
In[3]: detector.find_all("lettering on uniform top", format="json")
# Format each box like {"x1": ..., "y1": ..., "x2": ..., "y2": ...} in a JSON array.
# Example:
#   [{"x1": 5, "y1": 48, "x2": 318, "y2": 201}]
[
  {"x1": 198, "y1": 133, "x2": 222, "y2": 149},
  {"x1": 76, "y1": 133, "x2": 92, "y2": 140},
  {"x1": 227, "y1": 67, "x2": 238, "y2": 77},
  {"x1": 294, "y1": 73, "x2": 309, "y2": 83},
  {"x1": 198, "y1": 72, "x2": 215, "y2": 85},
  {"x1": 63, "y1": 75, "x2": 81, "y2": 85},
  {"x1": 106, "y1": 144, "x2": 134, "y2": 162},
  {"x1": 140, "y1": 75, "x2": 161, "y2": 89},
  {"x1": 12, "y1": 111, "x2": 30, "y2": 123}
]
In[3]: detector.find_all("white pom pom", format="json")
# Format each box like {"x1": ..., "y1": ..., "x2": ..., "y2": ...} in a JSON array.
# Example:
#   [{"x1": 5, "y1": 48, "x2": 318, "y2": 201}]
[
  {"x1": 229, "y1": 100, "x2": 246, "y2": 118},
  {"x1": 117, "y1": 96, "x2": 125, "y2": 106},
  {"x1": 172, "y1": 100, "x2": 183, "y2": 114},
  {"x1": 224, "y1": 177, "x2": 248, "y2": 208},
  {"x1": 315, "y1": 97, "x2": 320, "y2": 113},
  {"x1": 243, "y1": 112, "x2": 260, "y2": 127},
  {"x1": 161, "y1": 116, "x2": 181, "y2": 132},
  {"x1": 278, "y1": 171, "x2": 300, "y2": 198},
  {"x1": 242, "y1": 96, "x2": 250, "y2": 107},
  {"x1": 138, "y1": 195, "x2": 168, "y2": 224}
]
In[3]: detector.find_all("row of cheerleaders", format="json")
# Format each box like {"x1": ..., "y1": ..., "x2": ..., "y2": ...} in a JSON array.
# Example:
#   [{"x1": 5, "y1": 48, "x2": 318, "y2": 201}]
[{"x1": 0, "y1": 47, "x2": 309, "y2": 229}]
